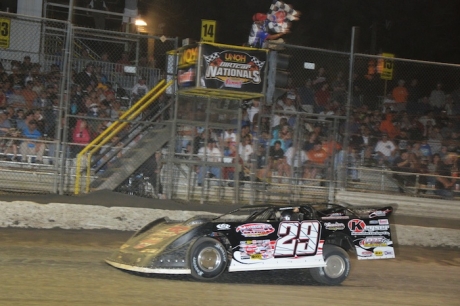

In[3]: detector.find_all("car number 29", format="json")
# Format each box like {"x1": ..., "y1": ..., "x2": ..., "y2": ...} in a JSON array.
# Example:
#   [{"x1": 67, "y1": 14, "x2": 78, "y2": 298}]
[{"x1": 274, "y1": 221, "x2": 321, "y2": 257}]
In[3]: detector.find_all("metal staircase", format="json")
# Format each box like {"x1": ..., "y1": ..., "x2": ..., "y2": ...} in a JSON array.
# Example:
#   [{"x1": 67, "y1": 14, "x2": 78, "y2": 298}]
[{"x1": 90, "y1": 122, "x2": 172, "y2": 191}]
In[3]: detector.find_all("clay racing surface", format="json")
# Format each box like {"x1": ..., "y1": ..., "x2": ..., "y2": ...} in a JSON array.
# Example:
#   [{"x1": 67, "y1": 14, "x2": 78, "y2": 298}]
[{"x1": 0, "y1": 228, "x2": 459, "y2": 306}]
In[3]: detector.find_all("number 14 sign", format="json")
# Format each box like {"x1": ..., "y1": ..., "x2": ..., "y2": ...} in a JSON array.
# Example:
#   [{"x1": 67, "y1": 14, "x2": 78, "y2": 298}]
[{"x1": 201, "y1": 19, "x2": 216, "y2": 43}]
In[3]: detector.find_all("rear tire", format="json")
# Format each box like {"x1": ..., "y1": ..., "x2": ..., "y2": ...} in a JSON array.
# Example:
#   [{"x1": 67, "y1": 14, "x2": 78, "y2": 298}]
[
  {"x1": 190, "y1": 237, "x2": 227, "y2": 281},
  {"x1": 310, "y1": 245, "x2": 350, "y2": 285}
]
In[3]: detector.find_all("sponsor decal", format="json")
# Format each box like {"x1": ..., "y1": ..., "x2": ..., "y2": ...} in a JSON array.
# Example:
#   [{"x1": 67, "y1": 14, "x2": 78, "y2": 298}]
[
  {"x1": 384, "y1": 250, "x2": 394, "y2": 256},
  {"x1": 203, "y1": 50, "x2": 265, "y2": 88},
  {"x1": 239, "y1": 240, "x2": 276, "y2": 260},
  {"x1": 178, "y1": 46, "x2": 198, "y2": 68},
  {"x1": 236, "y1": 223, "x2": 275, "y2": 237},
  {"x1": 369, "y1": 208, "x2": 391, "y2": 218},
  {"x1": 349, "y1": 219, "x2": 390, "y2": 235},
  {"x1": 352, "y1": 231, "x2": 391, "y2": 236},
  {"x1": 379, "y1": 219, "x2": 389, "y2": 225},
  {"x1": 178, "y1": 67, "x2": 195, "y2": 85},
  {"x1": 348, "y1": 219, "x2": 366, "y2": 232},
  {"x1": 374, "y1": 250, "x2": 384, "y2": 256},
  {"x1": 359, "y1": 237, "x2": 390, "y2": 249},
  {"x1": 360, "y1": 250, "x2": 373, "y2": 257},
  {"x1": 369, "y1": 220, "x2": 379, "y2": 224},
  {"x1": 324, "y1": 222, "x2": 345, "y2": 231},
  {"x1": 216, "y1": 223, "x2": 231, "y2": 230},
  {"x1": 321, "y1": 216, "x2": 350, "y2": 220}
]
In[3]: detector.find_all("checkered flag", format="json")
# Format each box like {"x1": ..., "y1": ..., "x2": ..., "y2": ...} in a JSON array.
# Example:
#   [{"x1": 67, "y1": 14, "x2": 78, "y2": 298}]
[
  {"x1": 250, "y1": 56, "x2": 265, "y2": 69},
  {"x1": 270, "y1": 1, "x2": 299, "y2": 21},
  {"x1": 203, "y1": 52, "x2": 220, "y2": 64},
  {"x1": 267, "y1": 1, "x2": 299, "y2": 33}
]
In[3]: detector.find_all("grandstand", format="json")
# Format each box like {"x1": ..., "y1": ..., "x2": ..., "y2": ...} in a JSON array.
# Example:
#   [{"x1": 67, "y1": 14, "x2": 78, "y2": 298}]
[{"x1": 0, "y1": 9, "x2": 459, "y2": 206}]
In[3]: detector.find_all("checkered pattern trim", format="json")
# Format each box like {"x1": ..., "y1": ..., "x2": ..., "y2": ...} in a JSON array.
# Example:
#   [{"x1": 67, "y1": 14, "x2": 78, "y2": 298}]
[
  {"x1": 250, "y1": 56, "x2": 265, "y2": 69},
  {"x1": 203, "y1": 52, "x2": 220, "y2": 64}
]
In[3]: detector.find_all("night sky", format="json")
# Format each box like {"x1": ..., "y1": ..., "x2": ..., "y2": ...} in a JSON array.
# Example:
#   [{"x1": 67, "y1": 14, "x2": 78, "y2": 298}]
[
  {"x1": 64, "y1": 1, "x2": 460, "y2": 64},
  {"x1": 137, "y1": 0, "x2": 460, "y2": 64}
]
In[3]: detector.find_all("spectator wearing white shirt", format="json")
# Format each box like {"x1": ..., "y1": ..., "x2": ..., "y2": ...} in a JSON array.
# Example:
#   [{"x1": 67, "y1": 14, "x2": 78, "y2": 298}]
[
  {"x1": 197, "y1": 139, "x2": 222, "y2": 186},
  {"x1": 429, "y1": 83, "x2": 446, "y2": 114},
  {"x1": 239, "y1": 135, "x2": 254, "y2": 164},
  {"x1": 247, "y1": 99, "x2": 260, "y2": 124},
  {"x1": 131, "y1": 76, "x2": 149, "y2": 102},
  {"x1": 374, "y1": 133, "x2": 396, "y2": 165}
]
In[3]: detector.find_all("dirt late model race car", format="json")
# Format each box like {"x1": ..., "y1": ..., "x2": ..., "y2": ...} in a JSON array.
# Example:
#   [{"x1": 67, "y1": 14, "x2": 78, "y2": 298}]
[{"x1": 105, "y1": 203, "x2": 395, "y2": 285}]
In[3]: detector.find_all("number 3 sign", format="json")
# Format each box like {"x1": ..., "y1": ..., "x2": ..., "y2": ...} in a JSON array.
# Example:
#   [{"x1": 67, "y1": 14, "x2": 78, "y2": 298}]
[
  {"x1": 0, "y1": 18, "x2": 11, "y2": 49},
  {"x1": 274, "y1": 221, "x2": 321, "y2": 257}
]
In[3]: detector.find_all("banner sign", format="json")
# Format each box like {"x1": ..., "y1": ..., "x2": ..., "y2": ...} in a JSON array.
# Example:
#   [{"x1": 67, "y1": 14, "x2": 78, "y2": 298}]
[
  {"x1": 0, "y1": 18, "x2": 11, "y2": 49},
  {"x1": 200, "y1": 44, "x2": 267, "y2": 93},
  {"x1": 380, "y1": 53, "x2": 394, "y2": 81},
  {"x1": 201, "y1": 20, "x2": 216, "y2": 43},
  {"x1": 177, "y1": 45, "x2": 199, "y2": 88}
]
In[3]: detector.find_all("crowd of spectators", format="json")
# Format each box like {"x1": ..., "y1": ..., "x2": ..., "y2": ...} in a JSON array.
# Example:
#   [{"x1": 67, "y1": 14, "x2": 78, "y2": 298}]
[
  {"x1": 1, "y1": 55, "x2": 459, "y2": 199},
  {"x1": 176, "y1": 67, "x2": 460, "y2": 199},
  {"x1": 0, "y1": 53, "x2": 156, "y2": 163}
]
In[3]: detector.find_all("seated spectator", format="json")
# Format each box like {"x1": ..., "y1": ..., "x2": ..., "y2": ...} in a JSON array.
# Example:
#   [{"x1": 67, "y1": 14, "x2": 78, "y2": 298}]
[
  {"x1": 238, "y1": 135, "x2": 253, "y2": 169},
  {"x1": 429, "y1": 82, "x2": 446, "y2": 114},
  {"x1": 419, "y1": 138, "x2": 432, "y2": 158},
  {"x1": 21, "y1": 80, "x2": 37, "y2": 110},
  {"x1": 131, "y1": 76, "x2": 149, "y2": 102},
  {"x1": 75, "y1": 63, "x2": 98, "y2": 89},
  {"x1": 19, "y1": 119, "x2": 45, "y2": 163},
  {"x1": 434, "y1": 153, "x2": 456, "y2": 199},
  {"x1": 197, "y1": 139, "x2": 222, "y2": 186},
  {"x1": 71, "y1": 119, "x2": 91, "y2": 157},
  {"x1": 115, "y1": 52, "x2": 131, "y2": 73},
  {"x1": 305, "y1": 141, "x2": 328, "y2": 179},
  {"x1": 379, "y1": 112, "x2": 399, "y2": 139},
  {"x1": 247, "y1": 99, "x2": 260, "y2": 124},
  {"x1": 391, "y1": 79, "x2": 408, "y2": 111},
  {"x1": 314, "y1": 83, "x2": 330, "y2": 113},
  {"x1": 19, "y1": 56, "x2": 33, "y2": 75},
  {"x1": 279, "y1": 142, "x2": 308, "y2": 179},
  {"x1": 33, "y1": 90, "x2": 50, "y2": 110},
  {"x1": 394, "y1": 129, "x2": 410, "y2": 152},
  {"x1": 374, "y1": 133, "x2": 396, "y2": 166},
  {"x1": 256, "y1": 139, "x2": 284, "y2": 182},
  {"x1": 427, "y1": 153, "x2": 441, "y2": 187},
  {"x1": 391, "y1": 151, "x2": 416, "y2": 193},
  {"x1": 7, "y1": 85, "x2": 27, "y2": 110},
  {"x1": 223, "y1": 141, "x2": 245, "y2": 186}
]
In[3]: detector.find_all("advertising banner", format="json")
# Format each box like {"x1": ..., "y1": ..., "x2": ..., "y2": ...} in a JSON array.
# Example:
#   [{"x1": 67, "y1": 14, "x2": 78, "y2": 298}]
[
  {"x1": 177, "y1": 44, "x2": 199, "y2": 89},
  {"x1": 200, "y1": 44, "x2": 267, "y2": 94}
]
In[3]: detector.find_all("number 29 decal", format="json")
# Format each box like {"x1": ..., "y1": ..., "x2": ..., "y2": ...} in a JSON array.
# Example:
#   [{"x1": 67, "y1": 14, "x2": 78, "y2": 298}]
[{"x1": 274, "y1": 221, "x2": 321, "y2": 257}]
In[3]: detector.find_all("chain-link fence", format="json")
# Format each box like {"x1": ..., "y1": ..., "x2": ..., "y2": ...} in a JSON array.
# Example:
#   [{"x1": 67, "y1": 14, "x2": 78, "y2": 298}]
[
  {"x1": 0, "y1": 11, "x2": 177, "y2": 194},
  {"x1": 1, "y1": 10, "x2": 460, "y2": 202}
]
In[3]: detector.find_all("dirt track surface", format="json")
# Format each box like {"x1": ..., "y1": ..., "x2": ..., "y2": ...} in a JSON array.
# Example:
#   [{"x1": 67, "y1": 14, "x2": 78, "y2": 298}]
[{"x1": 0, "y1": 228, "x2": 459, "y2": 306}]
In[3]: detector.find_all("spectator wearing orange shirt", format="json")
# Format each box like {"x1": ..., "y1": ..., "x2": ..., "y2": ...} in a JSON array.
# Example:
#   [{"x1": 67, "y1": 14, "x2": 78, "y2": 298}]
[
  {"x1": 379, "y1": 113, "x2": 399, "y2": 139},
  {"x1": 21, "y1": 81, "x2": 38, "y2": 110},
  {"x1": 305, "y1": 141, "x2": 328, "y2": 179},
  {"x1": 392, "y1": 79, "x2": 408, "y2": 111}
]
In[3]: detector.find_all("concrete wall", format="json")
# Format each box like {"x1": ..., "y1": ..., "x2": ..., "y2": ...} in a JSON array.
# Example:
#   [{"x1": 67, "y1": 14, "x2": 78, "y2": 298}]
[{"x1": 1, "y1": 200, "x2": 459, "y2": 248}]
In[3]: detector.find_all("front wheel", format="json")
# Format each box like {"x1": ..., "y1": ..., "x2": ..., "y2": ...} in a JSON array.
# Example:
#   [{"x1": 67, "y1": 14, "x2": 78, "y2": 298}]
[
  {"x1": 310, "y1": 245, "x2": 350, "y2": 285},
  {"x1": 190, "y1": 237, "x2": 227, "y2": 281}
]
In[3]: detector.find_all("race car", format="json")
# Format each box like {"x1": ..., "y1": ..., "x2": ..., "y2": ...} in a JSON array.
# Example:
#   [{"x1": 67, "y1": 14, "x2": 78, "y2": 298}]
[{"x1": 105, "y1": 203, "x2": 394, "y2": 285}]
